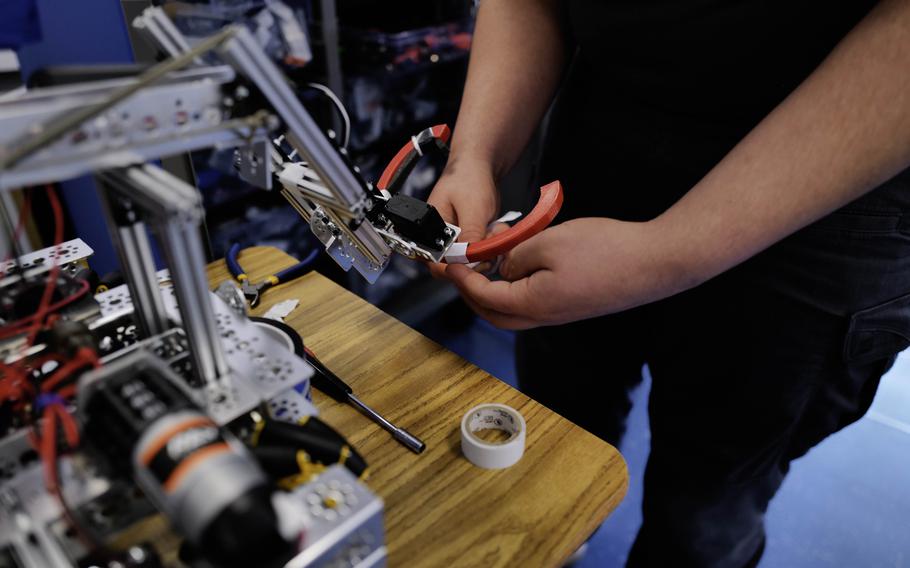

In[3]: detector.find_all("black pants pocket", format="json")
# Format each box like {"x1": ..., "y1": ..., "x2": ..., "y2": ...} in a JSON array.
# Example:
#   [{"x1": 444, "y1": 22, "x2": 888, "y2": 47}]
[
  {"x1": 843, "y1": 291, "x2": 910, "y2": 364},
  {"x1": 784, "y1": 291, "x2": 910, "y2": 464}
]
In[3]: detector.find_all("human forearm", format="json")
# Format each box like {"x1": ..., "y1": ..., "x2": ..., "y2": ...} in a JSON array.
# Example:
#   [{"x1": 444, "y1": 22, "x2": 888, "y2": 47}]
[
  {"x1": 440, "y1": 0, "x2": 910, "y2": 329},
  {"x1": 656, "y1": 0, "x2": 910, "y2": 293},
  {"x1": 448, "y1": 0, "x2": 567, "y2": 180}
]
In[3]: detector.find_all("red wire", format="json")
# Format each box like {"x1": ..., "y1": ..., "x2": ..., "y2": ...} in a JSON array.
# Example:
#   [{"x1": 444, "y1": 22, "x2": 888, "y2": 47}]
[
  {"x1": 0, "y1": 186, "x2": 104, "y2": 550},
  {"x1": 0, "y1": 279, "x2": 89, "y2": 340},
  {"x1": 0, "y1": 364, "x2": 34, "y2": 403},
  {"x1": 40, "y1": 404, "x2": 80, "y2": 479},
  {"x1": 25, "y1": 185, "x2": 65, "y2": 349},
  {"x1": 0, "y1": 185, "x2": 86, "y2": 405},
  {"x1": 0, "y1": 185, "x2": 87, "y2": 341},
  {"x1": 0, "y1": 334, "x2": 64, "y2": 407},
  {"x1": 1, "y1": 229, "x2": 96, "y2": 531},
  {"x1": 40, "y1": 348, "x2": 99, "y2": 393},
  {"x1": 0, "y1": 382, "x2": 33, "y2": 401},
  {"x1": 40, "y1": 405, "x2": 79, "y2": 494},
  {"x1": 37, "y1": 399, "x2": 100, "y2": 552},
  {"x1": 40, "y1": 405, "x2": 59, "y2": 491},
  {"x1": 54, "y1": 403, "x2": 79, "y2": 447},
  {"x1": 0, "y1": 189, "x2": 32, "y2": 280},
  {"x1": 56, "y1": 384, "x2": 76, "y2": 400},
  {"x1": 27, "y1": 349, "x2": 99, "y2": 543}
]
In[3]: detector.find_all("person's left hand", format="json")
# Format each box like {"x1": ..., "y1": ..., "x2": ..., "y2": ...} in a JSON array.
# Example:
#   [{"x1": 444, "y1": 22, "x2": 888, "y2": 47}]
[{"x1": 441, "y1": 217, "x2": 694, "y2": 329}]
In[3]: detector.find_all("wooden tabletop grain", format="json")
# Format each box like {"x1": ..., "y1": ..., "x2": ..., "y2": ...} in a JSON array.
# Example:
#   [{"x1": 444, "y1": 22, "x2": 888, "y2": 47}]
[{"x1": 206, "y1": 246, "x2": 628, "y2": 568}]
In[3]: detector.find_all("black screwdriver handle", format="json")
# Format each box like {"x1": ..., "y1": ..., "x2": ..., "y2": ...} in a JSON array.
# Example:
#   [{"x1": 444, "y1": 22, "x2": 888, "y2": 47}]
[{"x1": 305, "y1": 347, "x2": 353, "y2": 403}]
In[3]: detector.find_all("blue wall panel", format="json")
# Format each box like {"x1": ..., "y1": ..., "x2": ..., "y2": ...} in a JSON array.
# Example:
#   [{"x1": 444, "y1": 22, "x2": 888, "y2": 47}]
[{"x1": 16, "y1": 0, "x2": 135, "y2": 274}]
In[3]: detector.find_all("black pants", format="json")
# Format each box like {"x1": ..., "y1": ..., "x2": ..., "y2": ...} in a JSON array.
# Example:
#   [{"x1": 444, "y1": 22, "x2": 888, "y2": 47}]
[{"x1": 516, "y1": 170, "x2": 910, "y2": 567}]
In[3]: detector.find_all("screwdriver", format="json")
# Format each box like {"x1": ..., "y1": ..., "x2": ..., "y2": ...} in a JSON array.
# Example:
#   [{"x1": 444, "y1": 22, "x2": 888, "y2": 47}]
[{"x1": 304, "y1": 347, "x2": 426, "y2": 454}]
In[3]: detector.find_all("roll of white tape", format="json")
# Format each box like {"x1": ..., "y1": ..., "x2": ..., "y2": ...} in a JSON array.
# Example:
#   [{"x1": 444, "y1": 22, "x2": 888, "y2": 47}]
[
  {"x1": 250, "y1": 320, "x2": 295, "y2": 352},
  {"x1": 460, "y1": 404, "x2": 526, "y2": 469}
]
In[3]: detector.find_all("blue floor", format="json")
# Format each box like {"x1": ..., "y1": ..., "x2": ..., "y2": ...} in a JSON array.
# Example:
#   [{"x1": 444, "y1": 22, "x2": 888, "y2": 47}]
[{"x1": 420, "y1": 316, "x2": 910, "y2": 568}]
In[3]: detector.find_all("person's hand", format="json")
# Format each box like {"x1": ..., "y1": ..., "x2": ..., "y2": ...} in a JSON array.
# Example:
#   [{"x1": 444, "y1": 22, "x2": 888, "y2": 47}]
[
  {"x1": 426, "y1": 158, "x2": 500, "y2": 279},
  {"x1": 442, "y1": 217, "x2": 696, "y2": 329}
]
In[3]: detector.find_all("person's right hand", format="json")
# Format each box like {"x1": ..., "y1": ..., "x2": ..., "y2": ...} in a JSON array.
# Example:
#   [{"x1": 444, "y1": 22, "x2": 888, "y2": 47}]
[{"x1": 426, "y1": 158, "x2": 500, "y2": 279}]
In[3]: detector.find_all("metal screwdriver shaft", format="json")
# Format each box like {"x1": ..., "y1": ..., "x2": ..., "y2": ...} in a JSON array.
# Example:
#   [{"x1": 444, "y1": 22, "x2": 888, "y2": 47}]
[
  {"x1": 305, "y1": 347, "x2": 426, "y2": 454},
  {"x1": 346, "y1": 393, "x2": 426, "y2": 454}
]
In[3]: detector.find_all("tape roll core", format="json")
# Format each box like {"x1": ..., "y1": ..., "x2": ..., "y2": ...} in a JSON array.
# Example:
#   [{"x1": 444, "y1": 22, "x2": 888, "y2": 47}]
[{"x1": 460, "y1": 404, "x2": 525, "y2": 469}]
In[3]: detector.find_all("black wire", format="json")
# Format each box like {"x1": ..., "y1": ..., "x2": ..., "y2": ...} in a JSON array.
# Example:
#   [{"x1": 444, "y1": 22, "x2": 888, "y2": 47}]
[{"x1": 301, "y1": 83, "x2": 350, "y2": 149}]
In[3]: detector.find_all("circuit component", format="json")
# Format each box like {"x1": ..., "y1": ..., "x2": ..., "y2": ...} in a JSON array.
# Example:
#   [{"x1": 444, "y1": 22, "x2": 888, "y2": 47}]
[
  {"x1": 379, "y1": 194, "x2": 449, "y2": 250},
  {"x1": 78, "y1": 353, "x2": 294, "y2": 568}
]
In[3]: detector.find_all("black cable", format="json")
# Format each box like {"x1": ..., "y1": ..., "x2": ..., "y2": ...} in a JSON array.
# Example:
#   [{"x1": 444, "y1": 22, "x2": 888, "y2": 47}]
[
  {"x1": 249, "y1": 317, "x2": 304, "y2": 357},
  {"x1": 302, "y1": 82, "x2": 350, "y2": 149}
]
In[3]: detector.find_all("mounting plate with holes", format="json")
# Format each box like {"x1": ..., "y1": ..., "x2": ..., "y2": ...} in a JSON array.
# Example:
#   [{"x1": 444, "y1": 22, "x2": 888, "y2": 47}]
[
  {"x1": 94, "y1": 280, "x2": 314, "y2": 425},
  {"x1": 0, "y1": 238, "x2": 93, "y2": 288}
]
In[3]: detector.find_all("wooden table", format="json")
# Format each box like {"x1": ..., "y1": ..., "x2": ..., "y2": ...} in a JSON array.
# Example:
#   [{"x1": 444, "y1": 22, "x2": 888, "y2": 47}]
[{"x1": 206, "y1": 247, "x2": 628, "y2": 568}]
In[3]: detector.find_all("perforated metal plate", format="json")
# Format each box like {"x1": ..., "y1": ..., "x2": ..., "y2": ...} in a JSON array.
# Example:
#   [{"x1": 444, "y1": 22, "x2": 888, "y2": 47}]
[
  {"x1": 268, "y1": 387, "x2": 318, "y2": 423},
  {"x1": 0, "y1": 238, "x2": 93, "y2": 288},
  {"x1": 94, "y1": 278, "x2": 316, "y2": 425}
]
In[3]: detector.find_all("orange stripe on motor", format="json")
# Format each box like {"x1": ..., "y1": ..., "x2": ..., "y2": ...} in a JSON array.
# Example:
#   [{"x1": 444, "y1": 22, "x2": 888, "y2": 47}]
[
  {"x1": 139, "y1": 417, "x2": 216, "y2": 466},
  {"x1": 163, "y1": 443, "x2": 231, "y2": 493}
]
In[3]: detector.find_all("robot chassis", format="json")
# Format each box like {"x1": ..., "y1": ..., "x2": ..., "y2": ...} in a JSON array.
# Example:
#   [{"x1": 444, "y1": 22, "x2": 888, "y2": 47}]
[
  {"x1": 0, "y1": 8, "x2": 423, "y2": 568},
  {"x1": 0, "y1": 8, "x2": 563, "y2": 567}
]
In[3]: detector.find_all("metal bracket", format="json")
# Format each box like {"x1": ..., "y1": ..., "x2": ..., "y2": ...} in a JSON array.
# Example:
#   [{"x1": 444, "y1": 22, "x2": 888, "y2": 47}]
[
  {"x1": 0, "y1": 238, "x2": 93, "y2": 288},
  {"x1": 98, "y1": 165, "x2": 229, "y2": 387},
  {"x1": 237, "y1": 137, "x2": 273, "y2": 190}
]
